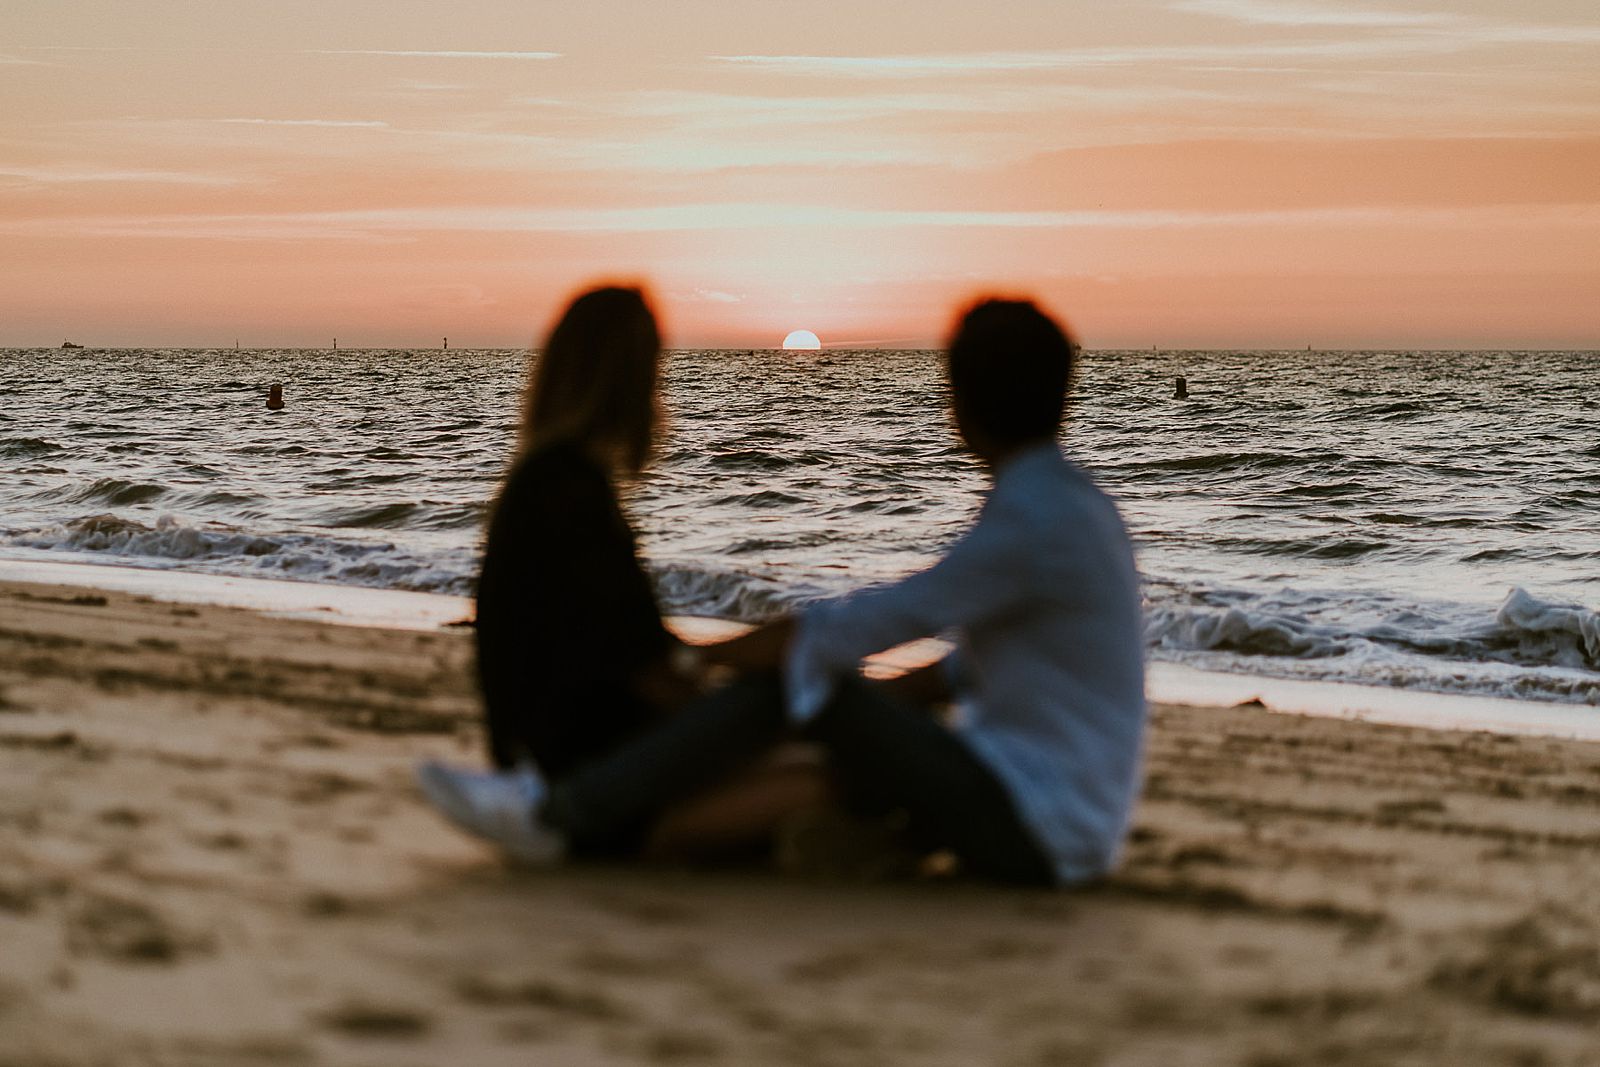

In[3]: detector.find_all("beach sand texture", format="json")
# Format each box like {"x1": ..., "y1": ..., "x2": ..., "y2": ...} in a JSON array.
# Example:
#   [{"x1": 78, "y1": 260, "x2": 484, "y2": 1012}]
[{"x1": 3, "y1": 580, "x2": 1599, "y2": 1066}]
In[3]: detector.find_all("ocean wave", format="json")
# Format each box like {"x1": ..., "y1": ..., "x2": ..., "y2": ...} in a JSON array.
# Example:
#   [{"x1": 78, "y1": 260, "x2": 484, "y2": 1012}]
[
  {"x1": 178, "y1": 489, "x2": 260, "y2": 508},
  {"x1": 1266, "y1": 479, "x2": 1373, "y2": 499},
  {"x1": 1203, "y1": 534, "x2": 1392, "y2": 560},
  {"x1": 725, "y1": 537, "x2": 798, "y2": 555},
  {"x1": 1116, "y1": 450, "x2": 1343, "y2": 476},
  {"x1": 14, "y1": 513, "x2": 279, "y2": 560},
  {"x1": 732, "y1": 427, "x2": 803, "y2": 442},
  {"x1": 1339, "y1": 400, "x2": 1432, "y2": 420},
  {"x1": 838, "y1": 499, "x2": 924, "y2": 516},
  {"x1": 1145, "y1": 588, "x2": 1593, "y2": 681},
  {"x1": 74, "y1": 478, "x2": 169, "y2": 506},
  {"x1": 711, "y1": 490, "x2": 809, "y2": 508},
  {"x1": 322, "y1": 502, "x2": 423, "y2": 529},
  {"x1": 1361, "y1": 512, "x2": 1482, "y2": 528},
  {"x1": 0, "y1": 436, "x2": 63, "y2": 459},
  {"x1": 650, "y1": 563, "x2": 829, "y2": 622},
  {"x1": 1148, "y1": 606, "x2": 1346, "y2": 658},
  {"x1": 1497, "y1": 587, "x2": 1600, "y2": 669},
  {"x1": 706, "y1": 448, "x2": 833, "y2": 472},
  {"x1": 6, "y1": 513, "x2": 474, "y2": 596}
]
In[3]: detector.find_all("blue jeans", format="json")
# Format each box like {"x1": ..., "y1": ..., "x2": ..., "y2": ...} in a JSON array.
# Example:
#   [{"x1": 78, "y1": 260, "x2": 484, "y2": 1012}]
[{"x1": 544, "y1": 672, "x2": 1055, "y2": 885}]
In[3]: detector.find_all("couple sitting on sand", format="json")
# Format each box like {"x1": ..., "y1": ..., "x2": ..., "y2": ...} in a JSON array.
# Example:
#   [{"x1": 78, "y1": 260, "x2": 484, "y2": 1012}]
[{"x1": 418, "y1": 286, "x2": 1145, "y2": 887}]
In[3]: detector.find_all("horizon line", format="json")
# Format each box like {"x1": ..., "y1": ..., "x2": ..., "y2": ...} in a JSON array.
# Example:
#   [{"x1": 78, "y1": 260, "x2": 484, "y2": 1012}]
[{"x1": 9, "y1": 343, "x2": 1597, "y2": 353}]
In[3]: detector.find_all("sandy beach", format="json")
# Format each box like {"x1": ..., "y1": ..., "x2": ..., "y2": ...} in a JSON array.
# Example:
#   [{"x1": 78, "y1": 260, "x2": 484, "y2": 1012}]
[{"x1": 3, "y1": 578, "x2": 1599, "y2": 1067}]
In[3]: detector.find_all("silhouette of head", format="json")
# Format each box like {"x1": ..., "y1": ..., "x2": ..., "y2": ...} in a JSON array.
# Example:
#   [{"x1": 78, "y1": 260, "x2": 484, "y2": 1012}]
[
  {"x1": 522, "y1": 286, "x2": 661, "y2": 474},
  {"x1": 946, "y1": 298, "x2": 1077, "y2": 461}
]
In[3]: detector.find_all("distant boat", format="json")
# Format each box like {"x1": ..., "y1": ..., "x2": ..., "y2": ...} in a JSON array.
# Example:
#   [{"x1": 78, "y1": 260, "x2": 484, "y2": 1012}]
[{"x1": 61, "y1": 340, "x2": 83, "y2": 349}]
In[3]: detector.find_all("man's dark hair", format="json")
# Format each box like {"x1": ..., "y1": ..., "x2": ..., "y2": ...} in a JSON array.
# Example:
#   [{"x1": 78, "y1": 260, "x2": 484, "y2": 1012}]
[{"x1": 946, "y1": 298, "x2": 1078, "y2": 447}]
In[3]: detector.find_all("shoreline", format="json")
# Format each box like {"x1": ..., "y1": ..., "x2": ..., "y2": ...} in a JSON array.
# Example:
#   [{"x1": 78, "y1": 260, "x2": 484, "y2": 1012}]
[
  {"x1": 2, "y1": 553, "x2": 1595, "y2": 741},
  {"x1": 3, "y1": 576, "x2": 1599, "y2": 1063}
]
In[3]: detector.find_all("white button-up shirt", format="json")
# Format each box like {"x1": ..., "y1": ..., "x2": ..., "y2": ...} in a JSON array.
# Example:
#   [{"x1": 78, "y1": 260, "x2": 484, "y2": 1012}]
[{"x1": 787, "y1": 442, "x2": 1146, "y2": 884}]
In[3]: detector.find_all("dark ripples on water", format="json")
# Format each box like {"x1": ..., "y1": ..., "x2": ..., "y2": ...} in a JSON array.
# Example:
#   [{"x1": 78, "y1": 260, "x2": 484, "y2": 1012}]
[{"x1": 1, "y1": 345, "x2": 1597, "y2": 702}]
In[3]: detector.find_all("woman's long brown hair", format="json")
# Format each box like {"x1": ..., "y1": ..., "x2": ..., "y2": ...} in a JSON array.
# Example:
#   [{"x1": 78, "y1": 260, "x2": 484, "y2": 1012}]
[{"x1": 519, "y1": 286, "x2": 662, "y2": 476}]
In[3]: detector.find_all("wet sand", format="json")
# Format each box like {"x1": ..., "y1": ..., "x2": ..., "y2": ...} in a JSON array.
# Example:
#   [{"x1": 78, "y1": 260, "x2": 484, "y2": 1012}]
[{"x1": 2, "y1": 578, "x2": 1599, "y2": 1066}]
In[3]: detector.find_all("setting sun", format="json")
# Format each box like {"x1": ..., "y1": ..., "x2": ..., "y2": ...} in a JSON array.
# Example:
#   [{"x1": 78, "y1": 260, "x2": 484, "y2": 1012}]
[{"x1": 781, "y1": 330, "x2": 821, "y2": 351}]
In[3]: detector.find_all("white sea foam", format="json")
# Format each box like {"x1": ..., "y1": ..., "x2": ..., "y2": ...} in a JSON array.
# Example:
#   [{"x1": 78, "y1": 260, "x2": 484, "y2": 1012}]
[
  {"x1": 1146, "y1": 586, "x2": 1600, "y2": 705},
  {"x1": 9, "y1": 512, "x2": 475, "y2": 596},
  {"x1": 1497, "y1": 586, "x2": 1600, "y2": 668}
]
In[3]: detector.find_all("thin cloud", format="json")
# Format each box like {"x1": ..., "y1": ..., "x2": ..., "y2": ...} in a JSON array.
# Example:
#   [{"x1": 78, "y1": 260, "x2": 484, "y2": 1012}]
[
  {"x1": 390, "y1": 81, "x2": 474, "y2": 93},
  {"x1": 1177, "y1": 65, "x2": 1479, "y2": 75},
  {"x1": 1170, "y1": 0, "x2": 1451, "y2": 28},
  {"x1": 671, "y1": 287, "x2": 743, "y2": 305},
  {"x1": 303, "y1": 49, "x2": 560, "y2": 60},
  {"x1": 16, "y1": 202, "x2": 1599, "y2": 242},
  {"x1": 66, "y1": 113, "x2": 1021, "y2": 171},
  {"x1": 0, "y1": 165, "x2": 247, "y2": 186},
  {"x1": 215, "y1": 118, "x2": 390, "y2": 128},
  {"x1": 1479, "y1": 24, "x2": 1600, "y2": 44},
  {"x1": 397, "y1": 127, "x2": 958, "y2": 170},
  {"x1": 712, "y1": 21, "x2": 1600, "y2": 79},
  {"x1": 709, "y1": 39, "x2": 1465, "y2": 77},
  {"x1": 1172, "y1": 1, "x2": 1600, "y2": 44},
  {"x1": 611, "y1": 84, "x2": 1236, "y2": 126}
]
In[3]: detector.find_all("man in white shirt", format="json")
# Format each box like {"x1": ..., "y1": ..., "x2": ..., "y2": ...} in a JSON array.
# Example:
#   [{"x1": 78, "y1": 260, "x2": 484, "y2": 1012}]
[{"x1": 418, "y1": 298, "x2": 1147, "y2": 885}]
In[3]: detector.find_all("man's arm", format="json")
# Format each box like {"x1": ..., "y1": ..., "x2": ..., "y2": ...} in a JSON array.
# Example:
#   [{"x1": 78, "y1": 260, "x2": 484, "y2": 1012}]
[
  {"x1": 784, "y1": 506, "x2": 1032, "y2": 721},
  {"x1": 797, "y1": 503, "x2": 1033, "y2": 674},
  {"x1": 698, "y1": 617, "x2": 956, "y2": 707}
]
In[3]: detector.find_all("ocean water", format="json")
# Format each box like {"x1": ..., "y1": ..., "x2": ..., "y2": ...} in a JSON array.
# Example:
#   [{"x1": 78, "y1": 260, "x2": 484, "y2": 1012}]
[{"x1": 2, "y1": 346, "x2": 1597, "y2": 706}]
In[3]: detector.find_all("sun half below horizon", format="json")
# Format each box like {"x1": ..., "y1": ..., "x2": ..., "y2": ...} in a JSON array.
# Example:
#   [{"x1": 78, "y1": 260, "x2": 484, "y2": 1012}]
[
  {"x1": 1, "y1": 1, "x2": 1597, "y2": 350},
  {"x1": 781, "y1": 329, "x2": 822, "y2": 351}
]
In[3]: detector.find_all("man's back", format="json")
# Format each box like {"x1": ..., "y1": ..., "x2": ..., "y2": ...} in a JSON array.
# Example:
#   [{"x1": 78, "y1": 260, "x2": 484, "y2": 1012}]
[
  {"x1": 950, "y1": 443, "x2": 1145, "y2": 882},
  {"x1": 791, "y1": 441, "x2": 1145, "y2": 883}
]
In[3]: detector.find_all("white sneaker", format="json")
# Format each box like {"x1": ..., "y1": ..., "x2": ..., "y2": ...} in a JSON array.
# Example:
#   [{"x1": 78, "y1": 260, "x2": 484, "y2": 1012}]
[{"x1": 415, "y1": 760, "x2": 564, "y2": 864}]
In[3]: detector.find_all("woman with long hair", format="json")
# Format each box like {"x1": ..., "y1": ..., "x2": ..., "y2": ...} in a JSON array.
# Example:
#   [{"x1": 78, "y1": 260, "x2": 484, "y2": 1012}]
[
  {"x1": 471, "y1": 285, "x2": 820, "y2": 861},
  {"x1": 473, "y1": 287, "x2": 687, "y2": 848}
]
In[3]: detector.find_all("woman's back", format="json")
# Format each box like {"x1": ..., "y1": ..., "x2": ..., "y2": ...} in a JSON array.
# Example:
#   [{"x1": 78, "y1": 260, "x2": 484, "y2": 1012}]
[{"x1": 475, "y1": 441, "x2": 671, "y2": 774}]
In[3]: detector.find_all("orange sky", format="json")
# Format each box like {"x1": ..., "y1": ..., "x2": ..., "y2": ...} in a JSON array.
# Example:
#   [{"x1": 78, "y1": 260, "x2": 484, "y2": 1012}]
[{"x1": 3, "y1": 1, "x2": 1597, "y2": 348}]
